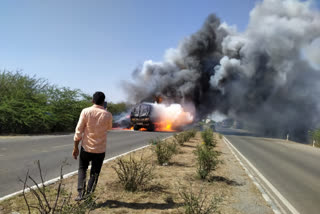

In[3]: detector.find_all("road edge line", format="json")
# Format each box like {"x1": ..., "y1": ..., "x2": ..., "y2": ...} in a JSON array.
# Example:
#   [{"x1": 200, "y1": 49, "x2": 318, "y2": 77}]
[
  {"x1": 223, "y1": 137, "x2": 281, "y2": 214},
  {"x1": 223, "y1": 136, "x2": 300, "y2": 214},
  {"x1": 0, "y1": 136, "x2": 172, "y2": 202}
]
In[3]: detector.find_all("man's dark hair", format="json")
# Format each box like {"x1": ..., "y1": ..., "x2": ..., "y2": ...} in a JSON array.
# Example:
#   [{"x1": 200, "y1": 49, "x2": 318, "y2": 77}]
[{"x1": 93, "y1": 91, "x2": 105, "y2": 105}]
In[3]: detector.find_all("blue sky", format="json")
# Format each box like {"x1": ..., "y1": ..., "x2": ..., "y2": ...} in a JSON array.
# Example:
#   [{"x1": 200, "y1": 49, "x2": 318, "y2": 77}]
[{"x1": 0, "y1": 0, "x2": 319, "y2": 102}]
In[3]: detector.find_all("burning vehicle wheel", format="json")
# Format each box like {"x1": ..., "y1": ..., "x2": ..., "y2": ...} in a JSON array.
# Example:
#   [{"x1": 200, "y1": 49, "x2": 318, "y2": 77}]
[
  {"x1": 133, "y1": 125, "x2": 141, "y2": 131},
  {"x1": 147, "y1": 124, "x2": 155, "y2": 131}
]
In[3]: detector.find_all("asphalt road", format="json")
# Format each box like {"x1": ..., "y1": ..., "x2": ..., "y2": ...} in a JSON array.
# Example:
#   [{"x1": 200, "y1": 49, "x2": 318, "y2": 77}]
[
  {"x1": 219, "y1": 128, "x2": 320, "y2": 214},
  {"x1": 0, "y1": 130, "x2": 172, "y2": 198}
]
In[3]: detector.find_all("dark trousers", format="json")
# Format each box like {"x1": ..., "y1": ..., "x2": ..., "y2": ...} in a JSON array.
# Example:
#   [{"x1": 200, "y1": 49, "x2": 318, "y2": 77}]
[{"x1": 78, "y1": 147, "x2": 105, "y2": 194}]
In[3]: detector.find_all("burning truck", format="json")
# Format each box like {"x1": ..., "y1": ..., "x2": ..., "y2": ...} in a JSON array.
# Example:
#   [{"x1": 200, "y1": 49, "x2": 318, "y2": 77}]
[
  {"x1": 129, "y1": 102, "x2": 195, "y2": 132},
  {"x1": 130, "y1": 103, "x2": 155, "y2": 131}
]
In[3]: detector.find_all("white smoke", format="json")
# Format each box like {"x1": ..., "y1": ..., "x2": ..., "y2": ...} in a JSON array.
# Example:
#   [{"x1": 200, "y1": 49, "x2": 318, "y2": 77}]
[{"x1": 303, "y1": 38, "x2": 320, "y2": 69}]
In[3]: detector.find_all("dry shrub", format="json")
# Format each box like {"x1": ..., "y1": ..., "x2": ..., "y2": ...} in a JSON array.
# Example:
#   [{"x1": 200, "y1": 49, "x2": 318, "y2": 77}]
[
  {"x1": 188, "y1": 129, "x2": 197, "y2": 138},
  {"x1": 151, "y1": 138, "x2": 178, "y2": 165},
  {"x1": 112, "y1": 155, "x2": 153, "y2": 192},
  {"x1": 174, "y1": 133, "x2": 186, "y2": 146},
  {"x1": 179, "y1": 184, "x2": 221, "y2": 214},
  {"x1": 19, "y1": 160, "x2": 96, "y2": 214}
]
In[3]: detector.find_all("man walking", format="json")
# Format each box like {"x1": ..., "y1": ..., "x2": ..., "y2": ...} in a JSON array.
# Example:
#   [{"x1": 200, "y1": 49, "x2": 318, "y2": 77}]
[{"x1": 72, "y1": 91, "x2": 113, "y2": 201}]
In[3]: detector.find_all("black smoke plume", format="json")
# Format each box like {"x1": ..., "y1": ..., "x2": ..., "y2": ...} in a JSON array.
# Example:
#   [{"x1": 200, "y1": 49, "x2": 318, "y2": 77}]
[{"x1": 124, "y1": 0, "x2": 320, "y2": 141}]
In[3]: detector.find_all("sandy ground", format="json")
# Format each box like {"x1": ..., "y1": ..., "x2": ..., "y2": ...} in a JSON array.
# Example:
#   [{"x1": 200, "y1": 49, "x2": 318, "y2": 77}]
[
  {"x1": 0, "y1": 132, "x2": 273, "y2": 214},
  {"x1": 216, "y1": 136, "x2": 273, "y2": 214}
]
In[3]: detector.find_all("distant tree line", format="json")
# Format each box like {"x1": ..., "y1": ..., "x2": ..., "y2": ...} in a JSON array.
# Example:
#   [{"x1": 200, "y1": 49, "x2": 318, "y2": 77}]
[
  {"x1": 310, "y1": 129, "x2": 320, "y2": 147},
  {"x1": 0, "y1": 71, "x2": 128, "y2": 134}
]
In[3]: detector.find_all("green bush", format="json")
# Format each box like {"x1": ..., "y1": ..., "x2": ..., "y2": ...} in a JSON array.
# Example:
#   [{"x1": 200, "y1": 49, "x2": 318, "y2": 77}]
[
  {"x1": 174, "y1": 133, "x2": 186, "y2": 146},
  {"x1": 310, "y1": 129, "x2": 320, "y2": 147},
  {"x1": 107, "y1": 102, "x2": 128, "y2": 115},
  {"x1": 188, "y1": 129, "x2": 197, "y2": 138},
  {"x1": 151, "y1": 138, "x2": 177, "y2": 165},
  {"x1": 174, "y1": 130, "x2": 196, "y2": 146},
  {"x1": 0, "y1": 71, "x2": 128, "y2": 134},
  {"x1": 112, "y1": 155, "x2": 153, "y2": 192},
  {"x1": 0, "y1": 71, "x2": 92, "y2": 134},
  {"x1": 179, "y1": 184, "x2": 221, "y2": 214},
  {"x1": 183, "y1": 132, "x2": 192, "y2": 142},
  {"x1": 201, "y1": 128, "x2": 217, "y2": 148},
  {"x1": 194, "y1": 145, "x2": 220, "y2": 180}
]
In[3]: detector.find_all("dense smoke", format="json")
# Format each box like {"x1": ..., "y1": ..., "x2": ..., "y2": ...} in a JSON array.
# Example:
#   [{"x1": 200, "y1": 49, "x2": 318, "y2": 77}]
[{"x1": 124, "y1": 0, "x2": 320, "y2": 141}]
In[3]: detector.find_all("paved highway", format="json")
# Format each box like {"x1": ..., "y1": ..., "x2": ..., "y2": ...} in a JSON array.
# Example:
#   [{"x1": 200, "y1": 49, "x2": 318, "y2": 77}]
[
  {"x1": 0, "y1": 130, "x2": 172, "y2": 198},
  {"x1": 219, "y1": 128, "x2": 320, "y2": 214}
]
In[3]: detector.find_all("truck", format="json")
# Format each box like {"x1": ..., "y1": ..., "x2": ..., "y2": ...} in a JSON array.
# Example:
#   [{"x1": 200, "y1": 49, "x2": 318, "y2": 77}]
[{"x1": 130, "y1": 103, "x2": 156, "y2": 131}]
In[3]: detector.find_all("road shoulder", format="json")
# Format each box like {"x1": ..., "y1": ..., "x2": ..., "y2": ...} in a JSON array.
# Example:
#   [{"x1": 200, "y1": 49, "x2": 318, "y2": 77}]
[{"x1": 218, "y1": 135, "x2": 273, "y2": 213}]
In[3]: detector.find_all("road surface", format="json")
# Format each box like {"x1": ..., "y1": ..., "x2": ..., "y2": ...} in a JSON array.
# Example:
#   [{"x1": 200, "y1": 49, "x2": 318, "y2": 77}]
[
  {"x1": 0, "y1": 130, "x2": 172, "y2": 198},
  {"x1": 219, "y1": 128, "x2": 320, "y2": 214}
]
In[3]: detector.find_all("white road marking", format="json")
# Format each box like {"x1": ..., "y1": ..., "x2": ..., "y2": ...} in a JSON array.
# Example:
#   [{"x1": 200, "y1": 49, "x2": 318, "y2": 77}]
[
  {"x1": 223, "y1": 137, "x2": 281, "y2": 214},
  {"x1": 223, "y1": 136, "x2": 300, "y2": 214},
  {"x1": 0, "y1": 135, "x2": 172, "y2": 202}
]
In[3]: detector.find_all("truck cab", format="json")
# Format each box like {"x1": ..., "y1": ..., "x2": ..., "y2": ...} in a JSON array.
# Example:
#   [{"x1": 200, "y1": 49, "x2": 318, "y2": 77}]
[{"x1": 130, "y1": 103, "x2": 155, "y2": 131}]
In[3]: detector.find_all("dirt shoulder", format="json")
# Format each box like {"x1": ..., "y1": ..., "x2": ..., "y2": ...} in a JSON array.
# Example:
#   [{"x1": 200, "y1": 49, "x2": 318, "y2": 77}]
[
  {"x1": 216, "y1": 136, "x2": 273, "y2": 214},
  {"x1": 0, "y1": 132, "x2": 273, "y2": 214}
]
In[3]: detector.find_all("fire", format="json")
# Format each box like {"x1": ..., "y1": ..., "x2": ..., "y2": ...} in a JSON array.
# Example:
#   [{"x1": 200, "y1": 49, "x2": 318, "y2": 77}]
[
  {"x1": 113, "y1": 102, "x2": 194, "y2": 132},
  {"x1": 152, "y1": 103, "x2": 194, "y2": 132},
  {"x1": 154, "y1": 121, "x2": 174, "y2": 132},
  {"x1": 112, "y1": 126, "x2": 133, "y2": 131},
  {"x1": 154, "y1": 95, "x2": 163, "y2": 104}
]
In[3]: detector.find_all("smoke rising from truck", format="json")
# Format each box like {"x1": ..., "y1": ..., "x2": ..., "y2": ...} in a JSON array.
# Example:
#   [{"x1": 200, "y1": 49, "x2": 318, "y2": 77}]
[{"x1": 124, "y1": 0, "x2": 320, "y2": 140}]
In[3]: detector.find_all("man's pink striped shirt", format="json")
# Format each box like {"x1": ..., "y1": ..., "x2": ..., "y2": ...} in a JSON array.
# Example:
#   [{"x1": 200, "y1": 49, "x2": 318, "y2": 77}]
[{"x1": 74, "y1": 104, "x2": 113, "y2": 153}]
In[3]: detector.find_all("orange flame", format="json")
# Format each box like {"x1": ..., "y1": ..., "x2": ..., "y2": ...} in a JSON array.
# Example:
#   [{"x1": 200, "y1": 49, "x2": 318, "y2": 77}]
[
  {"x1": 153, "y1": 103, "x2": 194, "y2": 132},
  {"x1": 112, "y1": 126, "x2": 134, "y2": 131},
  {"x1": 114, "y1": 103, "x2": 194, "y2": 132}
]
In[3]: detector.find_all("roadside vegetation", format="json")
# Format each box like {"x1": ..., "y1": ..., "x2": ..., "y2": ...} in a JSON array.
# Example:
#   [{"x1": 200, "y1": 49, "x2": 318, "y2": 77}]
[
  {"x1": 179, "y1": 184, "x2": 221, "y2": 214},
  {"x1": 0, "y1": 128, "x2": 229, "y2": 213},
  {"x1": 196, "y1": 128, "x2": 220, "y2": 180},
  {"x1": 0, "y1": 71, "x2": 128, "y2": 135},
  {"x1": 310, "y1": 129, "x2": 320, "y2": 147},
  {"x1": 150, "y1": 138, "x2": 178, "y2": 165},
  {"x1": 19, "y1": 160, "x2": 97, "y2": 214},
  {"x1": 173, "y1": 129, "x2": 197, "y2": 146},
  {"x1": 112, "y1": 155, "x2": 154, "y2": 192}
]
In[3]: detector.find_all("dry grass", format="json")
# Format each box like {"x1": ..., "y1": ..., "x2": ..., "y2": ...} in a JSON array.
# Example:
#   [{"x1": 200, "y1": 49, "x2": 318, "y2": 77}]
[{"x1": 0, "y1": 132, "x2": 240, "y2": 214}]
